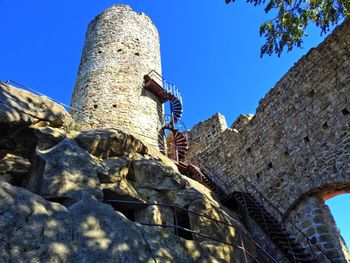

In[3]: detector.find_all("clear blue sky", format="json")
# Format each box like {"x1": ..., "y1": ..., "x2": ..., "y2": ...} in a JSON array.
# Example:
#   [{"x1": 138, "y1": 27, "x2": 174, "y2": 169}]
[{"x1": 0, "y1": 0, "x2": 349, "y2": 248}]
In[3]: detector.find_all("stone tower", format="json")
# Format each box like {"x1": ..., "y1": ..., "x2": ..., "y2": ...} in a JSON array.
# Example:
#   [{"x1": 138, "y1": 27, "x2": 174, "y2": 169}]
[{"x1": 70, "y1": 5, "x2": 163, "y2": 149}]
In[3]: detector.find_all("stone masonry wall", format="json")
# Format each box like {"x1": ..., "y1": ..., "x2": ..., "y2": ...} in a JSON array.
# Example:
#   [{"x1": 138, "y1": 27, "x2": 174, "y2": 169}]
[
  {"x1": 184, "y1": 113, "x2": 227, "y2": 164},
  {"x1": 286, "y1": 195, "x2": 350, "y2": 262},
  {"x1": 70, "y1": 5, "x2": 164, "y2": 149},
  {"x1": 186, "y1": 19, "x2": 350, "y2": 261}
]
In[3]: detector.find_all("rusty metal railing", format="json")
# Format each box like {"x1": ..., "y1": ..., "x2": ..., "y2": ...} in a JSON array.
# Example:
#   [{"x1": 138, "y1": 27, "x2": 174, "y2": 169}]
[{"x1": 106, "y1": 199, "x2": 278, "y2": 263}]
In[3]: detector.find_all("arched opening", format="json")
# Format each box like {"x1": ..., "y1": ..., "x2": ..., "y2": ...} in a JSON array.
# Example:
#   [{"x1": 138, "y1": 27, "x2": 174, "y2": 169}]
[
  {"x1": 326, "y1": 193, "x2": 350, "y2": 248},
  {"x1": 284, "y1": 184, "x2": 350, "y2": 262}
]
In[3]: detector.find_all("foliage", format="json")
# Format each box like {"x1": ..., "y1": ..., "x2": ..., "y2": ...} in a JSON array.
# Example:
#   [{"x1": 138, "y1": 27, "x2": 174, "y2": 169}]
[{"x1": 225, "y1": 0, "x2": 350, "y2": 56}]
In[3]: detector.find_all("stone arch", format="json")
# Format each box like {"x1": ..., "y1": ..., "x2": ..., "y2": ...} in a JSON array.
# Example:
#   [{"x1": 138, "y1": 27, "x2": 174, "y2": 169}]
[{"x1": 283, "y1": 183, "x2": 350, "y2": 262}]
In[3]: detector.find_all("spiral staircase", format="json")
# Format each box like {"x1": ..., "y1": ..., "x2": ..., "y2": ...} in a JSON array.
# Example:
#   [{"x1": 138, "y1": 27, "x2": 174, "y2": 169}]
[{"x1": 143, "y1": 70, "x2": 188, "y2": 162}]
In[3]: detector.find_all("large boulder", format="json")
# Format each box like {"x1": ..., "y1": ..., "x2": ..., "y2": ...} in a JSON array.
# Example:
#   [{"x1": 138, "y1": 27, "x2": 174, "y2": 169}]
[
  {"x1": 0, "y1": 82, "x2": 73, "y2": 128},
  {"x1": 0, "y1": 182, "x2": 73, "y2": 263},
  {"x1": 96, "y1": 156, "x2": 130, "y2": 183},
  {"x1": 27, "y1": 138, "x2": 103, "y2": 205},
  {"x1": 73, "y1": 129, "x2": 148, "y2": 159},
  {"x1": 131, "y1": 158, "x2": 186, "y2": 191},
  {"x1": 0, "y1": 83, "x2": 74, "y2": 163},
  {"x1": 30, "y1": 125, "x2": 66, "y2": 151},
  {"x1": 0, "y1": 182, "x2": 246, "y2": 263},
  {"x1": 72, "y1": 128, "x2": 179, "y2": 171}
]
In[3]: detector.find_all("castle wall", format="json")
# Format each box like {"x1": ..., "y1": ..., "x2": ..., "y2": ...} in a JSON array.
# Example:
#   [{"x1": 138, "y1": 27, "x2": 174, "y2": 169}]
[
  {"x1": 70, "y1": 5, "x2": 164, "y2": 149},
  {"x1": 184, "y1": 113, "x2": 227, "y2": 164},
  {"x1": 286, "y1": 195, "x2": 350, "y2": 262},
  {"x1": 186, "y1": 19, "x2": 350, "y2": 261}
]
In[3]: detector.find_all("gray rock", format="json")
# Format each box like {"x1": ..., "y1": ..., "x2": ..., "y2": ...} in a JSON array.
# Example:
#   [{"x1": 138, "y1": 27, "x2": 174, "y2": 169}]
[
  {"x1": 68, "y1": 197, "x2": 153, "y2": 263},
  {"x1": 0, "y1": 177, "x2": 249, "y2": 263},
  {"x1": 0, "y1": 154, "x2": 31, "y2": 184},
  {"x1": 0, "y1": 82, "x2": 72, "y2": 128},
  {"x1": 30, "y1": 125, "x2": 66, "y2": 151},
  {"x1": 132, "y1": 158, "x2": 185, "y2": 191},
  {"x1": 0, "y1": 182, "x2": 73, "y2": 263},
  {"x1": 30, "y1": 138, "x2": 103, "y2": 205},
  {"x1": 74, "y1": 129, "x2": 148, "y2": 159},
  {"x1": 96, "y1": 156, "x2": 130, "y2": 183}
]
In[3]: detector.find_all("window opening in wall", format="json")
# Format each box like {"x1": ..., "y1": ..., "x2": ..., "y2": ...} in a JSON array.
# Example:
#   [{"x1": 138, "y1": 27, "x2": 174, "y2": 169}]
[
  {"x1": 113, "y1": 104, "x2": 117, "y2": 108},
  {"x1": 93, "y1": 104, "x2": 98, "y2": 109},
  {"x1": 117, "y1": 49, "x2": 122, "y2": 52},
  {"x1": 247, "y1": 147, "x2": 252, "y2": 153},
  {"x1": 103, "y1": 194, "x2": 147, "y2": 222},
  {"x1": 267, "y1": 162, "x2": 273, "y2": 170},
  {"x1": 342, "y1": 108, "x2": 349, "y2": 116},
  {"x1": 135, "y1": 52, "x2": 140, "y2": 56},
  {"x1": 176, "y1": 208, "x2": 193, "y2": 240},
  {"x1": 307, "y1": 89, "x2": 316, "y2": 97}
]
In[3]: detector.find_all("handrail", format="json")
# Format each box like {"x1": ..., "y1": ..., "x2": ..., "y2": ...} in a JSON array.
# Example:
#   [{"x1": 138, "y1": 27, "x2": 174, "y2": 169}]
[
  {"x1": 239, "y1": 175, "x2": 331, "y2": 262},
  {"x1": 240, "y1": 176, "x2": 298, "y2": 263},
  {"x1": 190, "y1": 154, "x2": 332, "y2": 262},
  {"x1": 106, "y1": 199, "x2": 278, "y2": 263},
  {"x1": 146, "y1": 70, "x2": 182, "y2": 103}
]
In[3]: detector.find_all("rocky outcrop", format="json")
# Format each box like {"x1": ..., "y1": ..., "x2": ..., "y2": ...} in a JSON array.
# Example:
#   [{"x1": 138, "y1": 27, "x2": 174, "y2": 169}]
[
  {"x1": 0, "y1": 182, "x2": 249, "y2": 263},
  {"x1": 30, "y1": 139, "x2": 103, "y2": 205},
  {"x1": 0, "y1": 181, "x2": 73, "y2": 263},
  {"x1": 73, "y1": 129, "x2": 148, "y2": 159},
  {"x1": 0, "y1": 82, "x2": 73, "y2": 128},
  {"x1": 0, "y1": 83, "x2": 254, "y2": 262}
]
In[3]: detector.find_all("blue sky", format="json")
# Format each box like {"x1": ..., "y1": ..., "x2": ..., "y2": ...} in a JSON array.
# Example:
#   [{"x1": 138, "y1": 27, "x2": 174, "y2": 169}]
[{"x1": 0, "y1": 0, "x2": 349, "y2": 248}]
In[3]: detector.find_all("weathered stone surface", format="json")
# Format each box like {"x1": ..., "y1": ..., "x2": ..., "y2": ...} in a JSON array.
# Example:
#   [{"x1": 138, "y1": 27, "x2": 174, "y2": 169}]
[
  {"x1": 286, "y1": 195, "x2": 350, "y2": 262},
  {"x1": 0, "y1": 182, "x2": 248, "y2": 263},
  {"x1": 102, "y1": 180, "x2": 142, "y2": 202},
  {"x1": 0, "y1": 121, "x2": 255, "y2": 262},
  {"x1": 74, "y1": 129, "x2": 148, "y2": 159},
  {"x1": 96, "y1": 156, "x2": 130, "y2": 183},
  {"x1": 0, "y1": 182, "x2": 73, "y2": 263},
  {"x1": 132, "y1": 158, "x2": 185, "y2": 191},
  {"x1": 30, "y1": 125, "x2": 66, "y2": 151},
  {"x1": 70, "y1": 197, "x2": 246, "y2": 263},
  {"x1": 0, "y1": 154, "x2": 31, "y2": 184},
  {"x1": 0, "y1": 82, "x2": 72, "y2": 127},
  {"x1": 68, "y1": 197, "x2": 153, "y2": 263},
  {"x1": 30, "y1": 138, "x2": 103, "y2": 205}
]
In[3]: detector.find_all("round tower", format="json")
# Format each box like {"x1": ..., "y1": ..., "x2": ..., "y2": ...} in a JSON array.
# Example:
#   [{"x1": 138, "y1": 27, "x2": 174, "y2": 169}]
[{"x1": 70, "y1": 5, "x2": 164, "y2": 149}]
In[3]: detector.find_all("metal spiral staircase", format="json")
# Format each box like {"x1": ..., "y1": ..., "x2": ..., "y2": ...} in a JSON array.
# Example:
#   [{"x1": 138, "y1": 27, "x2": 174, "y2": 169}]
[{"x1": 143, "y1": 70, "x2": 188, "y2": 162}]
